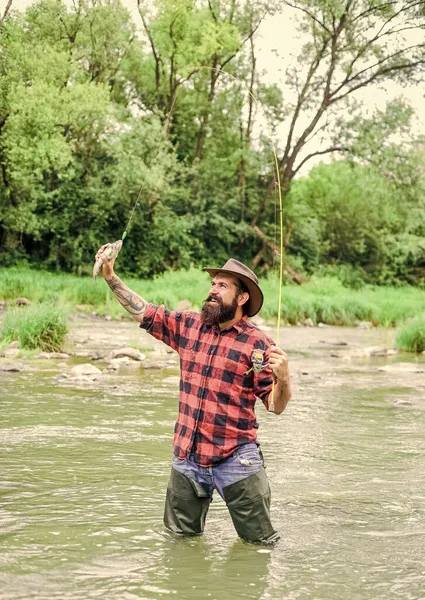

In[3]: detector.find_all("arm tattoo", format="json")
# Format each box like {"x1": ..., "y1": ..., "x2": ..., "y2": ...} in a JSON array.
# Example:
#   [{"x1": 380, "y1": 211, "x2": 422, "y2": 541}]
[{"x1": 105, "y1": 275, "x2": 148, "y2": 316}]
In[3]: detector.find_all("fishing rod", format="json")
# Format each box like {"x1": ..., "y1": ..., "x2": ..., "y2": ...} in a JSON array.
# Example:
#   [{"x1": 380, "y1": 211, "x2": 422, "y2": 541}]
[
  {"x1": 95, "y1": 67, "x2": 285, "y2": 406},
  {"x1": 180, "y1": 65, "x2": 284, "y2": 409}
]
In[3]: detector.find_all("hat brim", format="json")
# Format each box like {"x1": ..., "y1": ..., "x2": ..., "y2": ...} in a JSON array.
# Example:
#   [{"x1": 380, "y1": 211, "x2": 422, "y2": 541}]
[{"x1": 203, "y1": 267, "x2": 264, "y2": 317}]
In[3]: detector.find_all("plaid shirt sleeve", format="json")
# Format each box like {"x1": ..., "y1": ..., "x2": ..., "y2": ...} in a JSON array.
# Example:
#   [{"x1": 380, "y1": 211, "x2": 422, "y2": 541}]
[
  {"x1": 253, "y1": 344, "x2": 274, "y2": 410},
  {"x1": 139, "y1": 303, "x2": 186, "y2": 352}
]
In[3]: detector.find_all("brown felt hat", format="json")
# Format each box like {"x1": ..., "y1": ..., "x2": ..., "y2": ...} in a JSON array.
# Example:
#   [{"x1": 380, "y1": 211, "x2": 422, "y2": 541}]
[{"x1": 203, "y1": 258, "x2": 264, "y2": 317}]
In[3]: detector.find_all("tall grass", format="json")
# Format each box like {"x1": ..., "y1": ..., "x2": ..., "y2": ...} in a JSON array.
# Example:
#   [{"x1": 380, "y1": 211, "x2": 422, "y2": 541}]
[
  {"x1": 396, "y1": 316, "x2": 425, "y2": 353},
  {"x1": 1, "y1": 268, "x2": 425, "y2": 327},
  {"x1": 0, "y1": 304, "x2": 68, "y2": 352}
]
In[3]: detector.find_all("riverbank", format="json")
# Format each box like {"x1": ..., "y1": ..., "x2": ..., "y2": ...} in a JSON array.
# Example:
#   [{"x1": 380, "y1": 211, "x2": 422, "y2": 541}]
[
  {"x1": 1, "y1": 267, "x2": 425, "y2": 327},
  {"x1": 1, "y1": 313, "x2": 424, "y2": 388}
]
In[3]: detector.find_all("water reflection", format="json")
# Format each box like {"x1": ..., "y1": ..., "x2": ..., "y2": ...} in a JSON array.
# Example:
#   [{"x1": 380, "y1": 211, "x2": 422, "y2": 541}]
[{"x1": 150, "y1": 535, "x2": 271, "y2": 600}]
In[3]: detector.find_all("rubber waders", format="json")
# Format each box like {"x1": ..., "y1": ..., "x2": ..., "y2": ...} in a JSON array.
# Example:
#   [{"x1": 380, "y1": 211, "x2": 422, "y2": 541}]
[
  {"x1": 164, "y1": 467, "x2": 212, "y2": 536},
  {"x1": 223, "y1": 469, "x2": 280, "y2": 544}
]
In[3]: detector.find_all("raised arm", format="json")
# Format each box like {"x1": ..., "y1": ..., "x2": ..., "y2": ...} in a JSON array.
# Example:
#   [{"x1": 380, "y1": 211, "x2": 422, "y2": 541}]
[{"x1": 96, "y1": 246, "x2": 148, "y2": 323}]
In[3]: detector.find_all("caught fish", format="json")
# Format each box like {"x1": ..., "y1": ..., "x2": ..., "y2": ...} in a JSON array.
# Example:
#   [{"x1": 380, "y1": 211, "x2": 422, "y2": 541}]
[{"x1": 93, "y1": 240, "x2": 123, "y2": 279}]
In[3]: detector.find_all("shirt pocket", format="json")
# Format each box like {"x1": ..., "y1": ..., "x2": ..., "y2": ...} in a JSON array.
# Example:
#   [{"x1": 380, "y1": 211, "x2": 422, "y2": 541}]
[{"x1": 223, "y1": 353, "x2": 252, "y2": 390}]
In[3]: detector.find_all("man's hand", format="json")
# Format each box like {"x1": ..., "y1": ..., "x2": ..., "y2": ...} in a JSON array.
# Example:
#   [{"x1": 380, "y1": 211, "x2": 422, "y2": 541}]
[
  {"x1": 268, "y1": 345, "x2": 291, "y2": 415},
  {"x1": 95, "y1": 244, "x2": 115, "y2": 280},
  {"x1": 269, "y1": 345, "x2": 290, "y2": 383}
]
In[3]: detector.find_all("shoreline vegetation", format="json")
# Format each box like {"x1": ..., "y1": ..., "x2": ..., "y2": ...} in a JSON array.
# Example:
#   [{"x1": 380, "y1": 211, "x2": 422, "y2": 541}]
[{"x1": 1, "y1": 268, "x2": 425, "y2": 353}]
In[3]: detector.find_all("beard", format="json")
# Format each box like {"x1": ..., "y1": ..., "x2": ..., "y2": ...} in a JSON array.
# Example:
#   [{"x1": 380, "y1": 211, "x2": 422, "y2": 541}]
[{"x1": 201, "y1": 294, "x2": 239, "y2": 327}]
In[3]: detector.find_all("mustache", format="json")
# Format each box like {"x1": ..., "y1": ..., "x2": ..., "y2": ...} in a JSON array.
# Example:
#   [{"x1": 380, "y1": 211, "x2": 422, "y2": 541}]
[{"x1": 204, "y1": 295, "x2": 223, "y2": 305}]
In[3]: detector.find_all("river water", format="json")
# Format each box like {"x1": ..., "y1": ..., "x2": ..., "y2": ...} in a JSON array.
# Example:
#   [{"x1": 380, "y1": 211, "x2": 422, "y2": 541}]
[{"x1": 1, "y1": 323, "x2": 425, "y2": 600}]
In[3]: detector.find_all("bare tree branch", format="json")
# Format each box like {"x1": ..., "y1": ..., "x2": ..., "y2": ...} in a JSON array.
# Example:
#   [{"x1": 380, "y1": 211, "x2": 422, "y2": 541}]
[
  {"x1": 293, "y1": 146, "x2": 349, "y2": 176},
  {"x1": 207, "y1": 0, "x2": 218, "y2": 23},
  {"x1": 1, "y1": 0, "x2": 13, "y2": 23},
  {"x1": 137, "y1": 0, "x2": 163, "y2": 90},
  {"x1": 331, "y1": 46, "x2": 424, "y2": 102},
  {"x1": 283, "y1": 0, "x2": 332, "y2": 35}
]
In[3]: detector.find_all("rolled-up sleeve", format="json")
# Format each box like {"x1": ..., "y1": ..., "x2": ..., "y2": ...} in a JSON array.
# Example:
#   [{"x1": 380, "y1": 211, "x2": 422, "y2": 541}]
[{"x1": 139, "y1": 303, "x2": 184, "y2": 353}]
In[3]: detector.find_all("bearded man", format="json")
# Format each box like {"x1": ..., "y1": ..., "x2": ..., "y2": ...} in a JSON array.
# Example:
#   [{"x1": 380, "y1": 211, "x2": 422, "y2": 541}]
[{"x1": 96, "y1": 248, "x2": 291, "y2": 544}]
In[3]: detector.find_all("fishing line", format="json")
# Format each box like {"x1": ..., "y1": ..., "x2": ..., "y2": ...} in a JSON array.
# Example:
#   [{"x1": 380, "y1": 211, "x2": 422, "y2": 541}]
[
  {"x1": 120, "y1": 93, "x2": 178, "y2": 242},
  {"x1": 121, "y1": 187, "x2": 143, "y2": 241}
]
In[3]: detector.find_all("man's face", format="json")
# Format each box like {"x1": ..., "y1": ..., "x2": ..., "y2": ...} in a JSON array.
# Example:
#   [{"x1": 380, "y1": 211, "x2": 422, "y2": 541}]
[{"x1": 201, "y1": 274, "x2": 243, "y2": 327}]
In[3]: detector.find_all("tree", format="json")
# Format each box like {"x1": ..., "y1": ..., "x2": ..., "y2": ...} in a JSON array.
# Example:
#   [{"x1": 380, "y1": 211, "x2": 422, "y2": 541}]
[
  {"x1": 0, "y1": 0, "x2": 191, "y2": 274},
  {"x1": 286, "y1": 156, "x2": 425, "y2": 284},
  {"x1": 252, "y1": 0, "x2": 425, "y2": 241}
]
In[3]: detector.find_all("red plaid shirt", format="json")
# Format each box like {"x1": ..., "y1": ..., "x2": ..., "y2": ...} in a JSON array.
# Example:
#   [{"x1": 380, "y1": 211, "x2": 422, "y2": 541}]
[{"x1": 140, "y1": 304, "x2": 275, "y2": 467}]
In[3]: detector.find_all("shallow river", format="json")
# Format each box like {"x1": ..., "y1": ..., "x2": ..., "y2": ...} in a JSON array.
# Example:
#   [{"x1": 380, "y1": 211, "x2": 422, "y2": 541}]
[{"x1": 1, "y1": 323, "x2": 425, "y2": 600}]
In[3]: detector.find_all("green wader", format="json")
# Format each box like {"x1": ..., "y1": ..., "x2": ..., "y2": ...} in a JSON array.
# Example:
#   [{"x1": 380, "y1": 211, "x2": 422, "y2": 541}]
[
  {"x1": 164, "y1": 467, "x2": 279, "y2": 544},
  {"x1": 163, "y1": 467, "x2": 212, "y2": 536},
  {"x1": 223, "y1": 469, "x2": 280, "y2": 545}
]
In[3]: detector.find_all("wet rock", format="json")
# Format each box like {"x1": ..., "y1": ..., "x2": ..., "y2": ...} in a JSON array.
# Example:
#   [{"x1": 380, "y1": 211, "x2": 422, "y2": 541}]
[
  {"x1": 108, "y1": 357, "x2": 142, "y2": 368},
  {"x1": 90, "y1": 351, "x2": 107, "y2": 361},
  {"x1": 0, "y1": 362, "x2": 22, "y2": 372},
  {"x1": 59, "y1": 373, "x2": 101, "y2": 383},
  {"x1": 4, "y1": 347, "x2": 19, "y2": 359},
  {"x1": 36, "y1": 352, "x2": 70, "y2": 359},
  {"x1": 108, "y1": 347, "x2": 145, "y2": 361},
  {"x1": 304, "y1": 318, "x2": 314, "y2": 327},
  {"x1": 16, "y1": 297, "x2": 31, "y2": 306},
  {"x1": 103, "y1": 363, "x2": 120, "y2": 373},
  {"x1": 378, "y1": 363, "x2": 424, "y2": 374},
  {"x1": 70, "y1": 363, "x2": 102, "y2": 376},
  {"x1": 358, "y1": 321, "x2": 373, "y2": 329},
  {"x1": 369, "y1": 347, "x2": 396, "y2": 357}
]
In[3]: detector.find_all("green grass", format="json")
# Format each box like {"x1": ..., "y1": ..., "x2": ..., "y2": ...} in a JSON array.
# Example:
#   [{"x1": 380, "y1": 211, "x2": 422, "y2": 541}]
[
  {"x1": 396, "y1": 316, "x2": 425, "y2": 353},
  {"x1": 1, "y1": 268, "x2": 425, "y2": 328},
  {"x1": 260, "y1": 275, "x2": 425, "y2": 327},
  {"x1": 0, "y1": 303, "x2": 69, "y2": 352}
]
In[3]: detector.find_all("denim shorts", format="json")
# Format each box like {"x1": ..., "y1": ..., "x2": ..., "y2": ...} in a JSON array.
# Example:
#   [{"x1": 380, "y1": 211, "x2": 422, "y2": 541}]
[{"x1": 171, "y1": 442, "x2": 264, "y2": 500}]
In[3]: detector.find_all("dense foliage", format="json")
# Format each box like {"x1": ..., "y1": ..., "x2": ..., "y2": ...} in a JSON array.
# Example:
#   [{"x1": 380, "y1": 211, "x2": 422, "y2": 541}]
[{"x1": 1, "y1": 0, "x2": 425, "y2": 284}]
